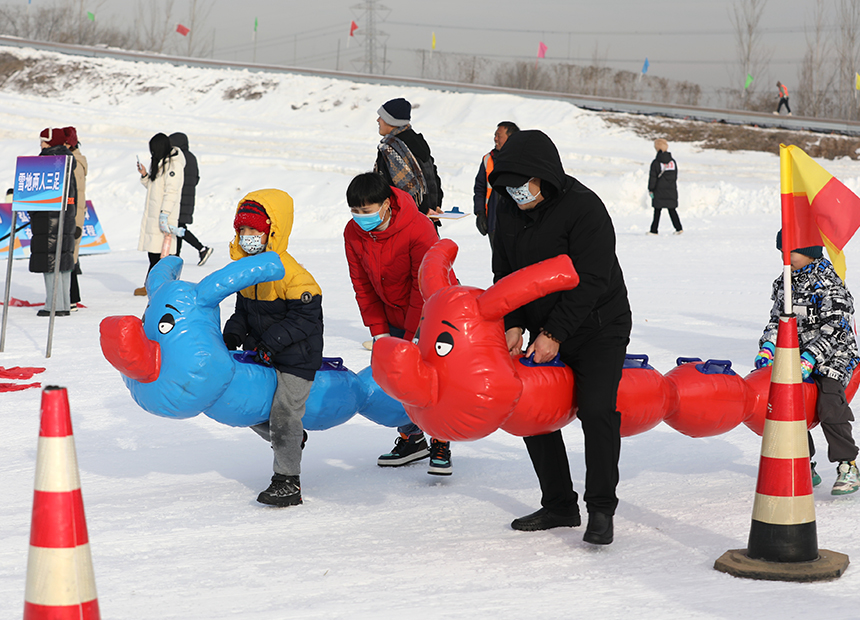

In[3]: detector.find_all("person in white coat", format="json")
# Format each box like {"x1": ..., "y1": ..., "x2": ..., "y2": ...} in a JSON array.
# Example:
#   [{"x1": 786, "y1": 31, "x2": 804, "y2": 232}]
[{"x1": 135, "y1": 132, "x2": 185, "y2": 295}]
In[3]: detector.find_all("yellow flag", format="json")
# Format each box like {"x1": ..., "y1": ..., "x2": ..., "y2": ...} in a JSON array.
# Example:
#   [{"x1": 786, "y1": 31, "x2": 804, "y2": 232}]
[
  {"x1": 432, "y1": 32, "x2": 436, "y2": 50},
  {"x1": 855, "y1": 72, "x2": 860, "y2": 90}
]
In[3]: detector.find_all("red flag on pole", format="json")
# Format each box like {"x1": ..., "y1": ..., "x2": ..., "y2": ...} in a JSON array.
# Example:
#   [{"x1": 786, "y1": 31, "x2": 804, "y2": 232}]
[
  {"x1": 780, "y1": 144, "x2": 860, "y2": 282},
  {"x1": 349, "y1": 20, "x2": 358, "y2": 37},
  {"x1": 176, "y1": 23, "x2": 190, "y2": 36},
  {"x1": 537, "y1": 42, "x2": 547, "y2": 59}
]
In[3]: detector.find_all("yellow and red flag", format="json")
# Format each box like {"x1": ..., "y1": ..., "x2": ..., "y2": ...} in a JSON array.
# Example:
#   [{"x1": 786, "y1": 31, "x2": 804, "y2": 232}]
[{"x1": 780, "y1": 144, "x2": 860, "y2": 281}]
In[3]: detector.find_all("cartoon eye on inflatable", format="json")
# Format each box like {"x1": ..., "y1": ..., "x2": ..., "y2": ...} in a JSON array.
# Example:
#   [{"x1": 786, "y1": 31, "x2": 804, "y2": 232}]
[
  {"x1": 435, "y1": 331, "x2": 454, "y2": 356},
  {"x1": 158, "y1": 313, "x2": 176, "y2": 334}
]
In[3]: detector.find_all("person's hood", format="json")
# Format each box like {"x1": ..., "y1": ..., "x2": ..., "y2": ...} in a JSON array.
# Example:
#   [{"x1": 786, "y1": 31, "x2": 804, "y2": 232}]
[
  {"x1": 488, "y1": 130, "x2": 567, "y2": 196},
  {"x1": 229, "y1": 188, "x2": 294, "y2": 260},
  {"x1": 40, "y1": 144, "x2": 72, "y2": 158},
  {"x1": 656, "y1": 150, "x2": 673, "y2": 163},
  {"x1": 168, "y1": 132, "x2": 189, "y2": 152}
]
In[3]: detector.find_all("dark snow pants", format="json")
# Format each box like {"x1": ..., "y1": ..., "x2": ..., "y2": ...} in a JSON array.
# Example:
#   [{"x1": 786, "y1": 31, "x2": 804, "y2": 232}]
[
  {"x1": 522, "y1": 311, "x2": 631, "y2": 517},
  {"x1": 649, "y1": 207, "x2": 682, "y2": 234},
  {"x1": 808, "y1": 375, "x2": 859, "y2": 463}
]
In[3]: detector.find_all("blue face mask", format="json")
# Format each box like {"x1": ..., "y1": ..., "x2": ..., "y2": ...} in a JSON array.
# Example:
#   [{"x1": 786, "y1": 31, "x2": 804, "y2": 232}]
[
  {"x1": 352, "y1": 210, "x2": 384, "y2": 232},
  {"x1": 506, "y1": 178, "x2": 541, "y2": 205}
]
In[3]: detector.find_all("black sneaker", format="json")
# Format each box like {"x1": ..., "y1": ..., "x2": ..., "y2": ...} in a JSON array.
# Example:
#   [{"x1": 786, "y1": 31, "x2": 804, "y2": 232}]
[
  {"x1": 511, "y1": 507, "x2": 581, "y2": 531},
  {"x1": 377, "y1": 433, "x2": 430, "y2": 467},
  {"x1": 198, "y1": 247, "x2": 213, "y2": 266},
  {"x1": 427, "y1": 438, "x2": 452, "y2": 475},
  {"x1": 257, "y1": 474, "x2": 302, "y2": 507}
]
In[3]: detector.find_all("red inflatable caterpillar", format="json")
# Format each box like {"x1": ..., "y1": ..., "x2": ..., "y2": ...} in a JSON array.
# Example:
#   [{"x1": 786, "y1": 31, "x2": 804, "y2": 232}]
[{"x1": 371, "y1": 239, "x2": 859, "y2": 442}]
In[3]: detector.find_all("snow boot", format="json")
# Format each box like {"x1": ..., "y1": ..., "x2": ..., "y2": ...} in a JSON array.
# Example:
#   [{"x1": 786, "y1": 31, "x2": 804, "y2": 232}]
[
  {"x1": 427, "y1": 438, "x2": 452, "y2": 476},
  {"x1": 377, "y1": 433, "x2": 429, "y2": 466},
  {"x1": 811, "y1": 461, "x2": 821, "y2": 487},
  {"x1": 257, "y1": 474, "x2": 302, "y2": 507},
  {"x1": 583, "y1": 511, "x2": 614, "y2": 545},
  {"x1": 511, "y1": 507, "x2": 581, "y2": 532}
]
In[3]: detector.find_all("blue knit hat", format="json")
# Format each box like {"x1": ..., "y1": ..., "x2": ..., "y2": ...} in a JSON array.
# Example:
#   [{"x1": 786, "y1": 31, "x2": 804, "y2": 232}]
[
  {"x1": 377, "y1": 98, "x2": 411, "y2": 127},
  {"x1": 775, "y1": 230, "x2": 823, "y2": 259}
]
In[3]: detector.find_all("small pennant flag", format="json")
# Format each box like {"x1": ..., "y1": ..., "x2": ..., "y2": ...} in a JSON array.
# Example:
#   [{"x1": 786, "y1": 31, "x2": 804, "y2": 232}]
[
  {"x1": 537, "y1": 41, "x2": 547, "y2": 59},
  {"x1": 87, "y1": 11, "x2": 94, "y2": 21},
  {"x1": 432, "y1": 32, "x2": 436, "y2": 50},
  {"x1": 176, "y1": 23, "x2": 190, "y2": 36},
  {"x1": 641, "y1": 58, "x2": 649, "y2": 74},
  {"x1": 350, "y1": 20, "x2": 358, "y2": 37},
  {"x1": 855, "y1": 72, "x2": 860, "y2": 91},
  {"x1": 744, "y1": 73, "x2": 754, "y2": 89},
  {"x1": 254, "y1": 17, "x2": 258, "y2": 33}
]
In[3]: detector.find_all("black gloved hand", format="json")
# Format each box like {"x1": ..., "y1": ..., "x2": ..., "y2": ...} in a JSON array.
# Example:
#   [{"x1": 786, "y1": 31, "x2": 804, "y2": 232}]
[
  {"x1": 223, "y1": 332, "x2": 242, "y2": 351},
  {"x1": 74, "y1": 226, "x2": 82, "y2": 239},
  {"x1": 475, "y1": 212, "x2": 488, "y2": 236},
  {"x1": 254, "y1": 344, "x2": 273, "y2": 366}
]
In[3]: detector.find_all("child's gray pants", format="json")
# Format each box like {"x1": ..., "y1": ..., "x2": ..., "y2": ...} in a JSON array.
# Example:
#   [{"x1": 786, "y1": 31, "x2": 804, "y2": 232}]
[{"x1": 250, "y1": 371, "x2": 313, "y2": 476}]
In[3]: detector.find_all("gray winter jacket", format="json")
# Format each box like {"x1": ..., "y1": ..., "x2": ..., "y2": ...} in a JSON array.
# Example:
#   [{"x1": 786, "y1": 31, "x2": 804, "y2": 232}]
[{"x1": 760, "y1": 257, "x2": 860, "y2": 386}]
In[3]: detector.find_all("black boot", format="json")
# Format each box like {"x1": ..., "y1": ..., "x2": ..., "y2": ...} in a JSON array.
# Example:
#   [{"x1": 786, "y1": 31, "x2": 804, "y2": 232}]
[
  {"x1": 511, "y1": 507, "x2": 581, "y2": 531},
  {"x1": 583, "y1": 511, "x2": 613, "y2": 545},
  {"x1": 257, "y1": 474, "x2": 302, "y2": 507}
]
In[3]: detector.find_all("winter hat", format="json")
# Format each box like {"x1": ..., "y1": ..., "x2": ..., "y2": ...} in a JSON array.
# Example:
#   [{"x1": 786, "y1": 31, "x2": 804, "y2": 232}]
[
  {"x1": 775, "y1": 230, "x2": 823, "y2": 259},
  {"x1": 63, "y1": 126, "x2": 78, "y2": 148},
  {"x1": 234, "y1": 200, "x2": 271, "y2": 234},
  {"x1": 39, "y1": 127, "x2": 66, "y2": 148},
  {"x1": 377, "y1": 98, "x2": 411, "y2": 127},
  {"x1": 654, "y1": 138, "x2": 668, "y2": 152}
]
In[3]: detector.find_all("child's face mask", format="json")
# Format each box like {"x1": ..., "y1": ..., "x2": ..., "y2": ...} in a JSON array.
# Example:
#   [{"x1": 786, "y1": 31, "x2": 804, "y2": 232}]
[
  {"x1": 506, "y1": 178, "x2": 541, "y2": 205},
  {"x1": 239, "y1": 234, "x2": 266, "y2": 255}
]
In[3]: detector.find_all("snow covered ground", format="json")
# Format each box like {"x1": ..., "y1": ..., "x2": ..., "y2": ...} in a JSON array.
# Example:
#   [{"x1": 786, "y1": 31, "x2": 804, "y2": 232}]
[{"x1": 2, "y1": 47, "x2": 860, "y2": 619}]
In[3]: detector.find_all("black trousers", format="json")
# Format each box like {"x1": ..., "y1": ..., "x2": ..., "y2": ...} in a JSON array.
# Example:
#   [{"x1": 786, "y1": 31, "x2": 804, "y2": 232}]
[
  {"x1": 777, "y1": 97, "x2": 791, "y2": 114},
  {"x1": 522, "y1": 312, "x2": 631, "y2": 516},
  {"x1": 649, "y1": 207, "x2": 682, "y2": 234},
  {"x1": 808, "y1": 375, "x2": 859, "y2": 463},
  {"x1": 176, "y1": 226, "x2": 203, "y2": 255}
]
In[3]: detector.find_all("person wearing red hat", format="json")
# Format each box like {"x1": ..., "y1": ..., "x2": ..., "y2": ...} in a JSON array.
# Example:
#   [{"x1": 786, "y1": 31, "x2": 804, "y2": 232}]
[
  {"x1": 134, "y1": 132, "x2": 184, "y2": 295},
  {"x1": 62, "y1": 126, "x2": 87, "y2": 310},
  {"x1": 222, "y1": 190, "x2": 324, "y2": 507},
  {"x1": 30, "y1": 128, "x2": 77, "y2": 316}
]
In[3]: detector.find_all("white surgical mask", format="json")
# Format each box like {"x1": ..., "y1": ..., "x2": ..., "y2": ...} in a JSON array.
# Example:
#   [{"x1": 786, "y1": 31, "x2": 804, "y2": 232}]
[
  {"x1": 239, "y1": 234, "x2": 266, "y2": 255},
  {"x1": 506, "y1": 178, "x2": 541, "y2": 205}
]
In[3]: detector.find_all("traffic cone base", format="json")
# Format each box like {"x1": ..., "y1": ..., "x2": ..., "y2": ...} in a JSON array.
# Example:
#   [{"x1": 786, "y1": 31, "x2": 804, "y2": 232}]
[{"x1": 715, "y1": 548, "x2": 849, "y2": 582}]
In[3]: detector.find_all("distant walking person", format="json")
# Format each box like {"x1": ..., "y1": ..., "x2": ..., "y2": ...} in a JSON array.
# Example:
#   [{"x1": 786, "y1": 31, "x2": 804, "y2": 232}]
[
  {"x1": 775, "y1": 81, "x2": 792, "y2": 116},
  {"x1": 473, "y1": 121, "x2": 519, "y2": 249},
  {"x1": 169, "y1": 132, "x2": 213, "y2": 266},
  {"x1": 374, "y1": 98, "x2": 443, "y2": 218},
  {"x1": 647, "y1": 139, "x2": 682, "y2": 236}
]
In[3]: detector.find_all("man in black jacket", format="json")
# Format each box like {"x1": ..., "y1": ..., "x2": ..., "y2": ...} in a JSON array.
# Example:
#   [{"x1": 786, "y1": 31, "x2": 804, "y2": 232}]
[
  {"x1": 489, "y1": 130, "x2": 632, "y2": 545},
  {"x1": 374, "y1": 98, "x2": 443, "y2": 216},
  {"x1": 647, "y1": 138, "x2": 682, "y2": 235}
]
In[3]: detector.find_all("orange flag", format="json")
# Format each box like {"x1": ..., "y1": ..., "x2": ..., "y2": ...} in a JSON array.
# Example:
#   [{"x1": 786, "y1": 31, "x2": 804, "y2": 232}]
[{"x1": 780, "y1": 144, "x2": 860, "y2": 280}]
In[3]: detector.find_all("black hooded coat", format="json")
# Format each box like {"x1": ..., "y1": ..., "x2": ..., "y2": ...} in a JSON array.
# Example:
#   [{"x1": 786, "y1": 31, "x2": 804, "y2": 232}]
[
  {"x1": 168, "y1": 132, "x2": 199, "y2": 226},
  {"x1": 648, "y1": 150, "x2": 678, "y2": 209},
  {"x1": 28, "y1": 144, "x2": 77, "y2": 273},
  {"x1": 489, "y1": 130, "x2": 630, "y2": 344}
]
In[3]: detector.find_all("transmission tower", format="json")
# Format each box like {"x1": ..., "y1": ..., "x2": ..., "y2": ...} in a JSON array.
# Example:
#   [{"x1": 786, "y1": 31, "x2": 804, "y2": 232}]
[{"x1": 351, "y1": 0, "x2": 390, "y2": 74}]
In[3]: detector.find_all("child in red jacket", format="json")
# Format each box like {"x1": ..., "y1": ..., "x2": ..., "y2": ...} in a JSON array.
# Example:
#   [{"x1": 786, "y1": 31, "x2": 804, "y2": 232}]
[{"x1": 344, "y1": 172, "x2": 453, "y2": 475}]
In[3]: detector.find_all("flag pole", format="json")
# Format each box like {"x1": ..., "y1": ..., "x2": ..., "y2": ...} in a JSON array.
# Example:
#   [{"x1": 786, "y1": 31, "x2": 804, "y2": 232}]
[{"x1": 779, "y1": 145, "x2": 794, "y2": 315}]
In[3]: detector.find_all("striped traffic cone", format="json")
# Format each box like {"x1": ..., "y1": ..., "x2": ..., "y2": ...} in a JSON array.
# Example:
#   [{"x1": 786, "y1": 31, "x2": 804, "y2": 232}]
[
  {"x1": 23, "y1": 386, "x2": 100, "y2": 619},
  {"x1": 715, "y1": 315, "x2": 849, "y2": 581}
]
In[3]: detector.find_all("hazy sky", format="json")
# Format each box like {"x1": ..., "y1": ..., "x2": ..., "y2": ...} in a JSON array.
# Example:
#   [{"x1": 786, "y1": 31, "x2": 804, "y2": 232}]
[{"x1": 17, "y1": 1, "x2": 823, "y2": 94}]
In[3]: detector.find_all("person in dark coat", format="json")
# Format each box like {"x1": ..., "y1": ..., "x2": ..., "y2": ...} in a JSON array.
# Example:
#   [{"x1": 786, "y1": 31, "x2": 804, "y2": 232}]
[
  {"x1": 489, "y1": 129, "x2": 632, "y2": 545},
  {"x1": 647, "y1": 138, "x2": 682, "y2": 235},
  {"x1": 473, "y1": 121, "x2": 519, "y2": 249},
  {"x1": 168, "y1": 132, "x2": 213, "y2": 266},
  {"x1": 374, "y1": 98, "x2": 443, "y2": 218},
  {"x1": 30, "y1": 127, "x2": 77, "y2": 316}
]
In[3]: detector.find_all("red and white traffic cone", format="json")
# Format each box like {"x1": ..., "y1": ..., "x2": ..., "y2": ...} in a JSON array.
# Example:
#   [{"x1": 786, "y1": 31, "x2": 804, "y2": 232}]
[
  {"x1": 23, "y1": 386, "x2": 100, "y2": 619},
  {"x1": 715, "y1": 315, "x2": 849, "y2": 581}
]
